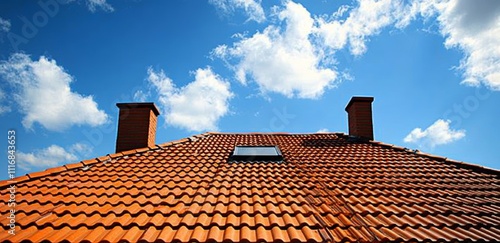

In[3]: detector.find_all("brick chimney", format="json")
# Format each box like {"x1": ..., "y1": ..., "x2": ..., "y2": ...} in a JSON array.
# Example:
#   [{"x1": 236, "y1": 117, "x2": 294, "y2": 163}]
[
  {"x1": 115, "y1": 103, "x2": 160, "y2": 153},
  {"x1": 345, "y1": 97, "x2": 374, "y2": 140}
]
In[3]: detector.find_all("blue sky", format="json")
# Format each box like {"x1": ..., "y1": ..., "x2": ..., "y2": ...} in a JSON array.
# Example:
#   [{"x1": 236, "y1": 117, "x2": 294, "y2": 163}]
[{"x1": 0, "y1": 0, "x2": 499, "y2": 179}]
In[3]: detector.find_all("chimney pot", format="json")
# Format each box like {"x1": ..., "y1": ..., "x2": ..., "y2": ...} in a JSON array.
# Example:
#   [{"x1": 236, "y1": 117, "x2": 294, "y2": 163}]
[
  {"x1": 345, "y1": 96, "x2": 374, "y2": 140},
  {"x1": 115, "y1": 102, "x2": 160, "y2": 153}
]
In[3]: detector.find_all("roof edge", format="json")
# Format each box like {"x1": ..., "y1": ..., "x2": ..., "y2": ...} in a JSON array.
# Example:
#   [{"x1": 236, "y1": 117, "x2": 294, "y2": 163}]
[
  {"x1": 0, "y1": 134, "x2": 203, "y2": 189},
  {"x1": 367, "y1": 138, "x2": 500, "y2": 176}
]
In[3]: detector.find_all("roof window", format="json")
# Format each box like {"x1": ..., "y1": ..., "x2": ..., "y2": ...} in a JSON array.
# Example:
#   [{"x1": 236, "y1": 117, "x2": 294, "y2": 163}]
[{"x1": 229, "y1": 145, "x2": 283, "y2": 162}]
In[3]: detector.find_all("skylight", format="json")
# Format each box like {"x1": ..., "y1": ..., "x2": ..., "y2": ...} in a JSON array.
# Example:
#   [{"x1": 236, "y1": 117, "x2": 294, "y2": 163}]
[{"x1": 230, "y1": 145, "x2": 283, "y2": 162}]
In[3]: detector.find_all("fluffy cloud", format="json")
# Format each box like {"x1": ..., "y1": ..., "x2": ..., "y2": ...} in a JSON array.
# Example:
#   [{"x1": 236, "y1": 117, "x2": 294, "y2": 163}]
[
  {"x1": 317, "y1": 128, "x2": 329, "y2": 133},
  {"x1": 139, "y1": 67, "x2": 233, "y2": 132},
  {"x1": 0, "y1": 53, "x2": 109, "y2": 131},
  {"x1": 18, "y1": 144, "x2": 78, "y2": 170},
  {"x1": 0, "y1": 17, "x2": 10, "y2": 32},
  {"x1": 318, "y1": 0, "x2": 500, "y2": 89},
  {"x1": 424, "y1": 0, "x2": 500, "y2": 89},
  {"x1": 209, "y1": 0, "x2": 265, "y2": 23},
  {"x1": 85, "y1": 0, "x2": 114, "y2": 12},
  {"x1": 317, "y1": 0, "x2": 409, "y2": 55},
  {"x1": 404, "y1": 119, "x2": 465, "y2": 148},
  {"x1": 213, "y1": 1, "x2": 337, "y2": 99}
]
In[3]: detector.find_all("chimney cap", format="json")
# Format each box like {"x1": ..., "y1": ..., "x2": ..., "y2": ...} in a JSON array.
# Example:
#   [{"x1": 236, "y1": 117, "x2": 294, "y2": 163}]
[
  {"x1": 345, "y1": 96, "x2": 374, "y2": 111},
  {"x1": 116, "y1": 102, "x2": 160, "y2": 116}
]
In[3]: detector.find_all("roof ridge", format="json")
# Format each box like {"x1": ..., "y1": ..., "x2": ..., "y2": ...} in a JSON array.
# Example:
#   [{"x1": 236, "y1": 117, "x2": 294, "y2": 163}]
[
  {"x1": 368, "y1": 139, "x2": 500, "y2": 176},
  {"x1": 202, "y1": 131, "x2": 347, "y2": 136},
  {"x1": 156, "y1": 132, "x2": 212, "y2": 148},
  {"x1": 2, "y1": 153, "x2": 118, "y2": 188}
]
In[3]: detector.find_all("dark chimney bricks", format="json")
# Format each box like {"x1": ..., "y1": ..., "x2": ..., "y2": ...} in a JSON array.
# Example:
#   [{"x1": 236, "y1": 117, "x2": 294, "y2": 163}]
[
  {"x1": 115, "y1": 103, "x2": 160, "y2": 153},
  {"x1": 345, "y1": 97, "x2": 374, "y2": 140}
]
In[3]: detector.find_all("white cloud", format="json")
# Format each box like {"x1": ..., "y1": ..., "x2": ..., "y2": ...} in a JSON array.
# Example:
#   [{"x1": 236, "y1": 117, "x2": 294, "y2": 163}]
[
  {"x1": 317, "y1": 0, "x2": 408, "y2": 55},
  {"x1": 318, "y1": 0, "x2": 500, "y2": 89},
  {"x1": 0, "y1": 53, "x2": 109, "y2": 131},
  {"x1": 214, "y1": 0, "x2": 408, "y2": 98},
  {"x1": 423, "y1": 0, "x2": 500, "y2": 89},
  {"x1": 404, "y1": 119, "x2": 465, "y2": 148},
  {"x1": 213, "y1": 1, "x2": 337, "y2": 99},
  {"x1": 69, "y1": 142, "x2": 93, "y2": 156},
  {"x1": 215, "y1": 0, "x2": 500, "y2": 98},
  {"x1": 86, "y1": 0, "x2": 114, "y2": 12},
  {"x1": 141, "y1": 67, "x2": 233, "y2": 132},
  {"x1": 18, "y1": 144, "x2": 78, "y2": 170},
  {"x1": 317, "y1": 128, "x2": 329, "y2": 133},
  {"x1": 209, "y1": 0, "x2": 265, "y2": 23},
  {"x1": 0, "y1": 17, "x2": 11, "y2": 32}
]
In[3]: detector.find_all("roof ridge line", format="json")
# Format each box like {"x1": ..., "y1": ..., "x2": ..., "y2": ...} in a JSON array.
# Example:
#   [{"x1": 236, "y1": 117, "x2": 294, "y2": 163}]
[
  {"x1": 156, "y1": 132, "x2": 212, "y2": 148},
  {"x1": 368, "y1": 139, "x2": 500, "y2": 176},
  {"x1": 0, "y1": 149, "x2": 137, "y2": 188},
  {"x1": 199, "y1": 132, "x2": 347, "y2": 136},
  {"x1": 0, "y1": 156, "x2": 102, "y2": 189}
]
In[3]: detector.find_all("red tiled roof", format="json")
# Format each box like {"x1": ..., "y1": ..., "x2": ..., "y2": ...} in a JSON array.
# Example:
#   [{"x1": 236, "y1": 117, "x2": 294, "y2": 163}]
[{"x1": 1, "y1": 132, "x2": 500, "y2": 242}]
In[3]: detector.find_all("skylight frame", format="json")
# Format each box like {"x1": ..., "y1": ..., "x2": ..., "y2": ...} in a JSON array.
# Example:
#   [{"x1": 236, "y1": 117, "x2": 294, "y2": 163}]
[{"x1": 229, "y1": 145, "x2": 284, "y2": 162}]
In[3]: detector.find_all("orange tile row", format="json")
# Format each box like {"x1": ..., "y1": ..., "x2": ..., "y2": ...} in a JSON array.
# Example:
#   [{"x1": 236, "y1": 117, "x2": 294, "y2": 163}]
[
  {"x1": 9, "y1": 193, "x2": 319, "y2": 210},
  {"x1": 6, "y1": 211, "x2": 324, "y2": 229},
  {"x1": 3, "y1": 223, "x2": 500, "y2": 242},
  {"x1": 6, "y1": 204, "x2": 499, "y2": 231},
  {"x1": 33, "y1": 172, "x2": 327, "y2": 186},
  {"x1": 362, "y1": 212, "x2": 500, "y2": 228},
  {"x1": 1, "y1": 225, "x2": 327, "y2": 243},
  {"x1": 4, "y1": 201, "x2": 320, "y2": 217},
  {"x1": 349, "y1": 201, "x2": 500, "y2": 217},
  {"x1": 19, "y1": 176, "x2": 496, "y2": 199},
  {"x1": 90, "y1": 164, "x2": 301, "y2": 174},
  {"x1": 343, "y1": 193, "x2": 500, "y2": 206},
  {"x1": 326, "y1": 183, "x2": 499, "y2": 196},
  {"x1": 370, "y1": 225, "x2": 500, "y2": 242},
  {"x1": 29, "y1": 176, "x2": 495, "y2": 196},
  {"x1": 11, "y1": 187, "x2": 322, "y2": 205}
]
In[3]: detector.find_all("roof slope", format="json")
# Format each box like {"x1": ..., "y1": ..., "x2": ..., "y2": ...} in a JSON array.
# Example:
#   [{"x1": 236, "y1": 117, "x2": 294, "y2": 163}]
[{"x1": 1, "y1": 133, "x2": 500, "y2": 242}]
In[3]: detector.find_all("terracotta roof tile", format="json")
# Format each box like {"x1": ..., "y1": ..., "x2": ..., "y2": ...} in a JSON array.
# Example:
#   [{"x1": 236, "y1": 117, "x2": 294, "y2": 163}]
[
  {"x1": 1, "y1": 133, "x2": 499, "y2": 242},
  {"x1": 64, "y1": 161, "x2": 84, "y2": 170},
  {"x1": 139, "y1": 225, "x2": 160, "y2": 242}
]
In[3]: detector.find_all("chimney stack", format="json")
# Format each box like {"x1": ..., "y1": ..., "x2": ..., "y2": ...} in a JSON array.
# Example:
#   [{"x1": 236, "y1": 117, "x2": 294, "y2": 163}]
[
  {"x1": 115, "y1": 103, "x2": 160, "y2": 153},
  {"x1": 345, "y1": 97, "x2": 374, "y2": 140}
]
